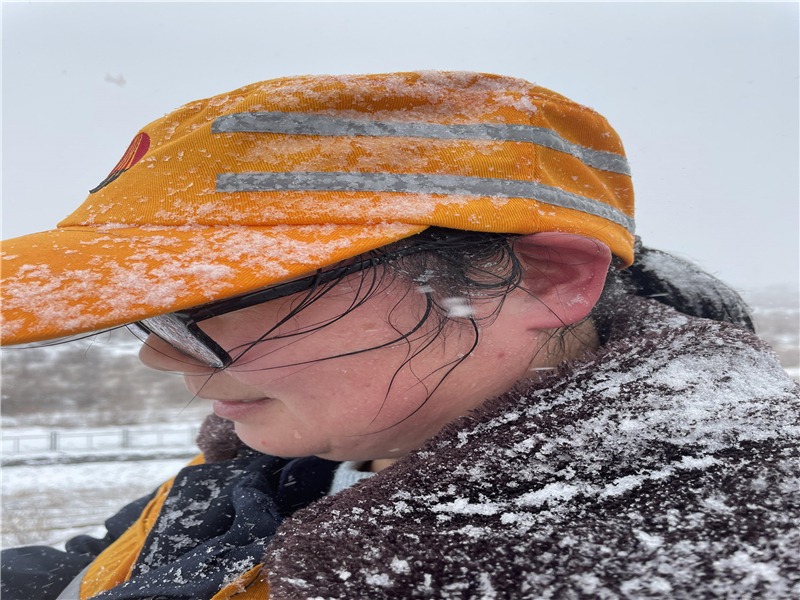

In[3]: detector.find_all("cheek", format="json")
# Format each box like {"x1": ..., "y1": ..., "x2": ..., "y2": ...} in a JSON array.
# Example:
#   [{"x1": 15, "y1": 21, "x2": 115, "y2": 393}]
[
  {"x1": 213, "y1": 304, "x2": 413, "y2": 373},
  {"x1": 200, "y1": 291, "x2": 452, "y2": 403},
  {"x1": 229, "y1": 347, "x2": 389, "y2": 399}
]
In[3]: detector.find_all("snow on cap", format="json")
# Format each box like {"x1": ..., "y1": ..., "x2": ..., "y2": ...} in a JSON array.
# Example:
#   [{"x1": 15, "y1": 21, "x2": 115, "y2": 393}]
[{"x1": 0, "y1": 71, "x2": 635, "y2": 345}]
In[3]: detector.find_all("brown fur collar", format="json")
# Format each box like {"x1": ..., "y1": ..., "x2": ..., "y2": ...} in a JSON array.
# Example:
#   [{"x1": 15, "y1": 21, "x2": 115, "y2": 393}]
[{"x1": 196, "y1": 409, "x2": 245, "y2": 463}]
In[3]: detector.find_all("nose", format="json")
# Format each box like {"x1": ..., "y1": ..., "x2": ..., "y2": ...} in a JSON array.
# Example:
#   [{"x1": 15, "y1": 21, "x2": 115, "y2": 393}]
[{"x1": 138, "y1": 334, "x2": 215, "y2": 374}]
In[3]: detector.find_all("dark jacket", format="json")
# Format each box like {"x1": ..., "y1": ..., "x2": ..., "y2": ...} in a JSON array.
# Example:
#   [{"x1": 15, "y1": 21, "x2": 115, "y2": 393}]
[{"x1": 4, "y1": 297, "x2": 799, "y2": 599}]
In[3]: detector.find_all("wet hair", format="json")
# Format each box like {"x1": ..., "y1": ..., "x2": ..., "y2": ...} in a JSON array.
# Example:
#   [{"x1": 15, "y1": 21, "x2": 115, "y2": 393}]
[
  {"x1": 196, "y1": 228, "x2": 525, "y2": 420},
  {"x1": 195, "y1": 227, "x2": 753, "y2": 428},
  {"x1": 377, "y1": 227, "x2": 755, "y2": 341},
  {"x1": 617, "y1": 238, "x2": 755, "y2": 332},
  {"x1": 207, "y1": 225, "x2": 757, "y2": 374}
]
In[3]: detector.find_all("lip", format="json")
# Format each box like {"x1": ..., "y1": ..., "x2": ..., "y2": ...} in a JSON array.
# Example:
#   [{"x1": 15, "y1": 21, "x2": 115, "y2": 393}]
[
  {"x1": 201, "y1": 395, "x2": 268, "y2": 402},
  {"x1": 212, "y1": 397, "x2": 275, "y2": 421}
]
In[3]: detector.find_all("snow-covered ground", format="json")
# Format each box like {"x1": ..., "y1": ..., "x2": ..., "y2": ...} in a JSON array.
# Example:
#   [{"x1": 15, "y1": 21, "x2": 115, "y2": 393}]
[
  {"x1": 1, "y1": 419, "x2": 206, "y2": 549},
  {"x1": 2, "y1": 422, "x2": 201, "y2": 465},
  {"x1": 2, "y1": 458, "x2": 190, "y2": 549}
]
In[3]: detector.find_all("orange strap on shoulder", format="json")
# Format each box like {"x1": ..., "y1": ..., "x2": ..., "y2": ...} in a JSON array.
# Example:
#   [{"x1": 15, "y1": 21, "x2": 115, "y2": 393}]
[
  {"x1": 210, "y1": 564, "x2": 270, "y2": 600},
  {"x1": 79, "y1": 454, "x2": 205, "y2": 600}
]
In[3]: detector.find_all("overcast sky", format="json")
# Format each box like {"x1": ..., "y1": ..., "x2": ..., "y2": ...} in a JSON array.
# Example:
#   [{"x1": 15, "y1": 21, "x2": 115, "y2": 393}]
[{"x1": 2, "y1": 1, "x2": 798, "y2": 297}]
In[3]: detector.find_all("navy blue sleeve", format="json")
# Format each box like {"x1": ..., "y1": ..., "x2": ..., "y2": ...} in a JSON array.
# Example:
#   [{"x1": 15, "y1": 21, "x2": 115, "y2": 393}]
[{"x1": 1, "y1": 489, "x2": 157, "y2": 600}]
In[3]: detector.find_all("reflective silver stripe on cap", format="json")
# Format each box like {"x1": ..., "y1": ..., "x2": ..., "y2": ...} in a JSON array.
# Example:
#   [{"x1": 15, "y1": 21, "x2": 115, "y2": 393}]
[
  {"x1": 212, "y1": 112, "x2": 630, "y2": 176},
  {"x1": 215, "y1": 171, "x2": 635, "y2": 233}
]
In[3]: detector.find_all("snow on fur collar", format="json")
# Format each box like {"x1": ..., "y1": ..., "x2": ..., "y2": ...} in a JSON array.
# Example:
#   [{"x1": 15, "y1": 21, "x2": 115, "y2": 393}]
[
  {"x1": 199, "y1": 298, "x2": 800, "y2": 600},
  {"x1": 202, "y1": 296, "x2": 800, "y2": 598}
]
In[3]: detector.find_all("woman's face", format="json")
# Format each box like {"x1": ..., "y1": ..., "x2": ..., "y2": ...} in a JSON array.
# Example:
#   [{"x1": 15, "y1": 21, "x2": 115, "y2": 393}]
[{"x1": 139, "y1": 271, "x2": 547, "y2": 462}]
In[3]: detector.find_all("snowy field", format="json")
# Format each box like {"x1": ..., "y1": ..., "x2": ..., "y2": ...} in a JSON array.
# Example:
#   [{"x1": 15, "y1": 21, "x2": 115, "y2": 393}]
[
  {"x1": 2, "y1": 458, "x2": 190, "y2": 549},
  {"x1": 1, "y1": 418, "x2": 204, "y2": 549},
  {"x1": 2, "y1": 422, "x2": 201, "y2": 465}
]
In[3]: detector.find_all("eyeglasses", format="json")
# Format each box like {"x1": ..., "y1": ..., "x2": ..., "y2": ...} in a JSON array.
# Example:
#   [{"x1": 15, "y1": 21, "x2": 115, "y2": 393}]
[{"x1": 133, "y1": 245, "x2": 429, "y2": 368}]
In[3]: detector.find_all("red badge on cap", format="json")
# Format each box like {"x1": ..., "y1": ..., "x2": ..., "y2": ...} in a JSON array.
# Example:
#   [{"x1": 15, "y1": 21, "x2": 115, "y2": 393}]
[{"x1": 90, "y1": 132, "x2": 150, "y2": 193}]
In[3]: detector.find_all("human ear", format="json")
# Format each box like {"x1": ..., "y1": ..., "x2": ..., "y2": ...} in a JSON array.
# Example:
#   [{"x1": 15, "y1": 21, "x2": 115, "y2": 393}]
[{"x1": 512, "y1": 232, "x2": 612, "y2": 329}]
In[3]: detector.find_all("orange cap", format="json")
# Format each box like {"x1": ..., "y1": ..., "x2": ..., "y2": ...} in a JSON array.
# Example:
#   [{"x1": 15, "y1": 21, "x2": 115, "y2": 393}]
[{"x1": 1, "y1": 71, "x2": 635, "y2": 346}]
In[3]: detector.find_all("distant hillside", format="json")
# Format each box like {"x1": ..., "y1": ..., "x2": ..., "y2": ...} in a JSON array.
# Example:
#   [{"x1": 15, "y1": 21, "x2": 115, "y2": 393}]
[
  {"x1": 1, "y1": 329, "x2": 202, "y2": 427},
  {"x1": 743, "y1": 287, "x2": 799, "y2": 379}
]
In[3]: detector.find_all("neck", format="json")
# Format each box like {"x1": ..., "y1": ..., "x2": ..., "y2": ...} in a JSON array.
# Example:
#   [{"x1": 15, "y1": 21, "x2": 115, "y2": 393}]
[
  {"x1": 362, "y1": 321, "x2": 601, "y2": 474},
  {"x1": 365, "y1": 458, "x2": 400, "y2": 473}
]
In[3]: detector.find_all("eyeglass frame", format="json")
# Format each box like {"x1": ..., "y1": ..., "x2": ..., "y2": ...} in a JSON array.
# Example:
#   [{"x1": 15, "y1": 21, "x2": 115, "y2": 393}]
[{"x1": 133, "y1": 244, "x2": 431, "y2": 368}]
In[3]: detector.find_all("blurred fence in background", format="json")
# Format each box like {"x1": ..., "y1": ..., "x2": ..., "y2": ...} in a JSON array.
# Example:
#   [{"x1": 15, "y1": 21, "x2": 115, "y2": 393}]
[
  {"x1": 3, "y1": 425, "x2": 200, "y2": 454},
  {"x1": 1, "y1": 423, "x2": 202, "y2": 467}
]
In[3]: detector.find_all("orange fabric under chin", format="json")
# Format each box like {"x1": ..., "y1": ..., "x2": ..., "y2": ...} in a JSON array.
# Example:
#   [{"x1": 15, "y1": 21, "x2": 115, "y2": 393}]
[
  {"x1": 210, "y1": 565, "x2": 270, "y2": 600},
  {"x1": 79, "y1": 455, "x2": 205, "y2": 599},
  {"x1": 78, "y1": 454, "x2": 271, "y2": 599}
]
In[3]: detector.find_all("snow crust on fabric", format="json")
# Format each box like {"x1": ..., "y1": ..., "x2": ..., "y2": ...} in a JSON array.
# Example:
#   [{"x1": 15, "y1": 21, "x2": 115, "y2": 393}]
[{"x1": 262, "y1": 296, "x2": 800, "y2": 599}]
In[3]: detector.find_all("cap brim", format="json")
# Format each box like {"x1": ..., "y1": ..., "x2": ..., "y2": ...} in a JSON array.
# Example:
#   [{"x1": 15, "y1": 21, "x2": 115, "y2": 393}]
[{"x1": 1, "y1": 223, "x2": 426, "y2": 345}]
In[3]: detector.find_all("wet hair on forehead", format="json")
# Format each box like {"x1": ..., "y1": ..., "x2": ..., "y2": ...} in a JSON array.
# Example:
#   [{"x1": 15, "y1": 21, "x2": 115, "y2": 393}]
[
  {"x1": 379, "y1": 227, "x2": 525, "y2": 315},
  {"x1": 213, "y1": 228, "x2": 525, "y2": 373},
  {"x1": 216, "y1": 225, "x2": 756, "y2": 374},
  {"x1": 185, "y1": 227, "x2": 532, "y2": 429},
  {"x1": 218, "y1": 228, "x2": 522, "y2": 353}
]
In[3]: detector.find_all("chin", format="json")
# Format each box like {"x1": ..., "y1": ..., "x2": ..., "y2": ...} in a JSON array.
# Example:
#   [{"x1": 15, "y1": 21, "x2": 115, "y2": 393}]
[{"x1": 233, "y1": 422, "x2": 318, "y2": 459}]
